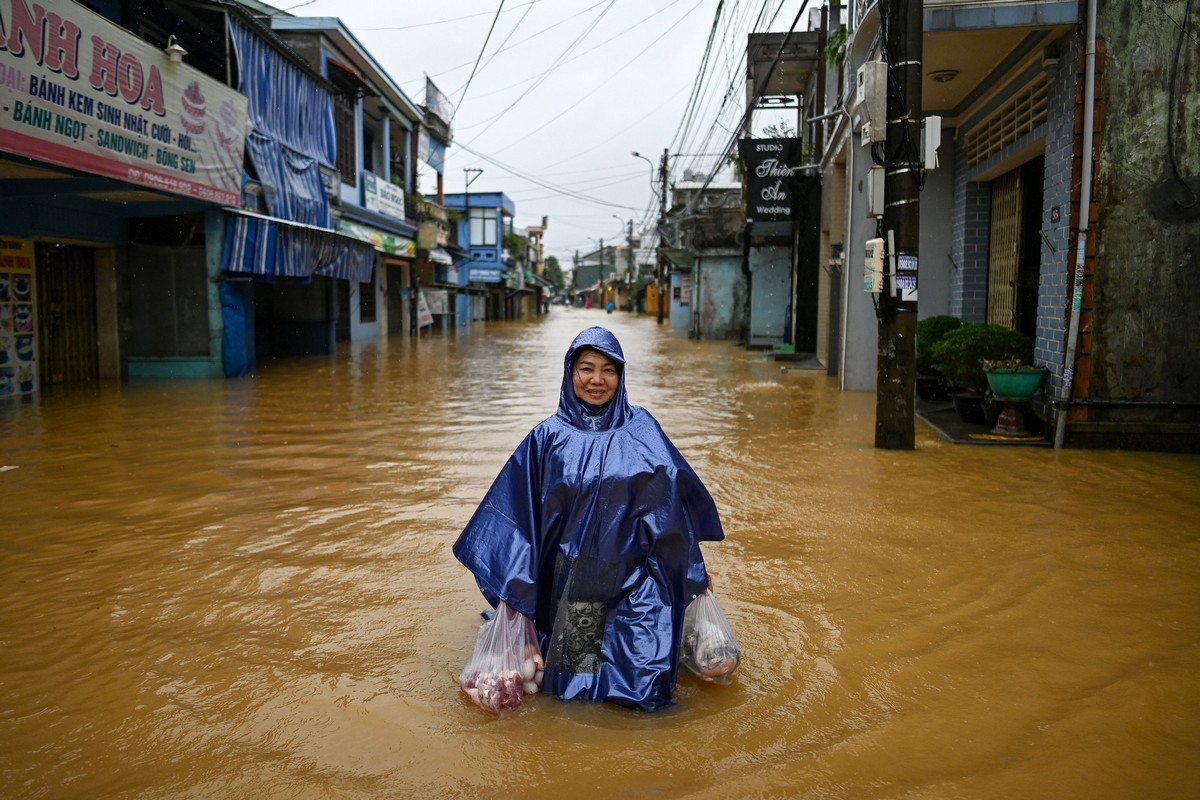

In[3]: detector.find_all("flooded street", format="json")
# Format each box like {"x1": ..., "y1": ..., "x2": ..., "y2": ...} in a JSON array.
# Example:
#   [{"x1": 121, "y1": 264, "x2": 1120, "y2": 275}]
[{"x1": 2, "y1": 310, "x2": 1199, "y2": 800}]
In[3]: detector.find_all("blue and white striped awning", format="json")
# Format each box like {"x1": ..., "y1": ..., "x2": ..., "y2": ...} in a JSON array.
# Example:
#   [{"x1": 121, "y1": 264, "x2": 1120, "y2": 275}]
[{"x1": 222, "y1": 209, "x2": 375, "y2": 283}]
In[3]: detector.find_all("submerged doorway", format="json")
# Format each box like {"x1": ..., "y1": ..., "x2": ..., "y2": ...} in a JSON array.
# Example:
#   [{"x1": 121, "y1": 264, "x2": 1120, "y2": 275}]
[
  {"x1": 986, "y1": 155, "x2": 1045, "y2": 341},
  {"x1": 35, "y1": 244, "x2": 98, "y2": 388}
]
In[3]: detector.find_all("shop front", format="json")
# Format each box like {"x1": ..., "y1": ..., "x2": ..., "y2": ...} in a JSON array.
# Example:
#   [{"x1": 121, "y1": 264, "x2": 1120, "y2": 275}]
[{"x1": 0, "y1": 0, "x2": 250, "y2": 391}]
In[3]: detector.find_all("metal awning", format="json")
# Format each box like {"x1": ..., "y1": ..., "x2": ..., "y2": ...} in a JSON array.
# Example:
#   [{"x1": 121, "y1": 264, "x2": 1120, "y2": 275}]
[{"x1": 428, "y1": 247, "x2": 453, "y2": 265}]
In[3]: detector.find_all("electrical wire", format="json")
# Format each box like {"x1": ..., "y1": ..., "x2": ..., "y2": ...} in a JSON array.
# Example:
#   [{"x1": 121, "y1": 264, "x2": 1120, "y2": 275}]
[
  {"x1": 458, "y1": 1, "x2": 540, "y2": 91},
  {"x1": 456, "y1": 143, "x2": 640, "y2": 210},
  {"x1": 671, "y1": 0, "x2": 774, "y2": 162},
  {"x1": 457, "y1": 0, "x2": 508, "y2": 110},
  {"x1": 290, "y1": 1, "x2": 542, "y2": 29},
  {"x1": 400, "y1": 0, "x2": 610, "y2": 87},
  {"x1": 457, "y1": 1, "x2": 618, "y2": 147},
  {"x1": 872, "y1": 0, "x2": 925, "y2": 187},
  {"x1": 462, "y1": 0, "x2": 702, "y2": 157},
  {"x1": 673, "y1": 0, "x2": 787, "y2": 174},
  {"x1": 668, "y1": 1, "x2": 727, "y2": 156},
  {"x1": 679, "y1": 0, "x2": 810, "y2": 217}
]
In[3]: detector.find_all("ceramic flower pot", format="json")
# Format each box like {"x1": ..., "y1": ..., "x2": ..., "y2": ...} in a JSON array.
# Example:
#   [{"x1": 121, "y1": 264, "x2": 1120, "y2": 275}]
[
  {"x1": 984, "y1": 367, "x2": 1047, "y2": 436},
  {"x1": 984, "y1": 367, "x2": 1047, "y2": 401}
]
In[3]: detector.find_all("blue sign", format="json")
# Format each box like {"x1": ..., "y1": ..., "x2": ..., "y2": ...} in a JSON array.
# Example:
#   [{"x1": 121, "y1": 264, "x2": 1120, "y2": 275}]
[{"x1": 468, "y1": 266, "x2": 502, "y2": 283}]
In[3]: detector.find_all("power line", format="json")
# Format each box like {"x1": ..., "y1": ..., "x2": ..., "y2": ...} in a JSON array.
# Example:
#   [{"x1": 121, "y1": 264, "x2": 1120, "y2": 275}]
[
  {"x1": 457, "y1": 0, "x2": 508, "y2": 110},
  {"x1": 457, "y1": 1, "x2": 618, "y2": 147},
  {"x1": 465, "y1": 0, "x2": 704, "y2": 156},
  {"x1": 456, "y1": 143, "x2": 640, "y2": 211},
  {"x1": 403, "y1": 0, "x2": 611, "y2": 86},
  {"x1": 679, "y1": 0, "x2": 811, "y2": 220}
]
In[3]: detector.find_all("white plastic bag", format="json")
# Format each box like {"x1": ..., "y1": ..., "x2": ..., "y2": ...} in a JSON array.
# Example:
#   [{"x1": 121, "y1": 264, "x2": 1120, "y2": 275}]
[
  {"x1": 460, "y1": 601, "x2": 544, "y2": 712},
  {"x1": 680, "y1": 588, "x2": 741, "y2": 684}
]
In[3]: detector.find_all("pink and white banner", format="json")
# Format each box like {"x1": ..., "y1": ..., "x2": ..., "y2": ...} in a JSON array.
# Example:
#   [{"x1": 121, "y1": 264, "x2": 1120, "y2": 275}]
[{"x1": 1, "y1": 0, "x2": 248, "y2": 206}]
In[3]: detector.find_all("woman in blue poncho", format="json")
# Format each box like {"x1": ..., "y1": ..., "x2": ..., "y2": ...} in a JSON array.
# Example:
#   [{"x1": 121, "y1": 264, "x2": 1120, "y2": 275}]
[{"x1": 453, "y1": 326, "x2": 725, "y2": 711}]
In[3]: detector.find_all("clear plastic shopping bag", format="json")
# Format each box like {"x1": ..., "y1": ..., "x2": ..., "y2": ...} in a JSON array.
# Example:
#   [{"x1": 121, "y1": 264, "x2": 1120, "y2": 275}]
[
  {"x1": 460, "y1": 600, "x2": 544, "y2": 712},
  {"x1": 680, "y1": 588, "x2": 741, "y2": 684}
]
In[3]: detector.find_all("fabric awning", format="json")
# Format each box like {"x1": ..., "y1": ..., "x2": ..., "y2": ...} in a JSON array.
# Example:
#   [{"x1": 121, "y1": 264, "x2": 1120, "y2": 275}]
[
  {"x1": 222, "y1": 209, "x2": 375, "y2": 283},
  {"x1": 228, "y1": 16, "x2": 335, "y2": 228},
  {"x1": 428, "y1": 247, "x2": 453, "y2": 265}
]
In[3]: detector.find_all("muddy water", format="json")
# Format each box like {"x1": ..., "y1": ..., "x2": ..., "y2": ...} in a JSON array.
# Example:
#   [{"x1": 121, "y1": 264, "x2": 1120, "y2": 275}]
[{"x1": 2, "y1": 310, "x2": 1198, "y2": 800}]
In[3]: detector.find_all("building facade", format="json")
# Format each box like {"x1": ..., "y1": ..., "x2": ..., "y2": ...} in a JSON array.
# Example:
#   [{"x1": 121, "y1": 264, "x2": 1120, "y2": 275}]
[
  {"x1": 0, "y1": 0, "x2": 454, "y2": 397},
  {"x1": 788, "y1": 0, "x2": 1196, "y2": 450}
]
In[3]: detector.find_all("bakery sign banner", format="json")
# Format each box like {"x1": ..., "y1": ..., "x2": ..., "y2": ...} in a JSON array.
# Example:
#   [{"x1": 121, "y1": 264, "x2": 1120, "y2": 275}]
[
  {"x1": 737, "y1": 137, "x2": 805, "y2": 222},
  {"x1": 0, "y1": 0, "x2": 248, "y2": 206}
]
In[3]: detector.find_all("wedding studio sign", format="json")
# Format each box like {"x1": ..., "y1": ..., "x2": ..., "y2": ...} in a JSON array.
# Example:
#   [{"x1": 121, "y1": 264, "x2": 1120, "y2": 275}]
[
  {"x1": 0, "y1": 0, "x2": 248, "y2": 205},
  {"x1": 738, "y1": 137, "x2": 805, "y2": 223}
]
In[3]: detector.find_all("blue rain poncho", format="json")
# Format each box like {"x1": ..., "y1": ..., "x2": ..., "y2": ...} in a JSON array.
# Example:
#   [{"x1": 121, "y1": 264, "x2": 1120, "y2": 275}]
[{"x1": 453, "y1": 326, "x2": 725, "y2": 710}]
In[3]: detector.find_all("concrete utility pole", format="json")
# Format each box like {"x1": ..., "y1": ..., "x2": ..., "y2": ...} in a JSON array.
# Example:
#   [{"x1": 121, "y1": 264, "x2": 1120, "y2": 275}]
[
  {"x1": 875, "y1": 0, "x2": 923, "y2": 450},
  {"x1": 657, "y1": 148, "x2": 669, "y2": 325},
  {"x1": 626, "y1": 219, "x2": 634, "y2": 284}
]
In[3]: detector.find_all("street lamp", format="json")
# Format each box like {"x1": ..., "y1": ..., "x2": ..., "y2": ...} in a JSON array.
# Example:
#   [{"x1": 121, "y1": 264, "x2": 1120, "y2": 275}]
[{"x1": 631, "y1": 152, "x2": 659, "y2": 199}]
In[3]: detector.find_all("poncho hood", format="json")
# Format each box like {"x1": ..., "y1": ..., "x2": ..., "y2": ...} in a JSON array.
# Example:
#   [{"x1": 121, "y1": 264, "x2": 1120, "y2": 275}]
[{"x1": 558, "y1": 326, "x2": 632, "y2": 430}]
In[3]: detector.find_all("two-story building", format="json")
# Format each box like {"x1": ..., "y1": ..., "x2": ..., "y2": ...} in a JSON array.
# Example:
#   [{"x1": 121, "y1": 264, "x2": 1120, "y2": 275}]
[
  {"x1": 436, "y1": 191, "x2": 517, "y2": 325},
  {"x1": 264, "y1": 10, "x2": 449, "y2": 345}
]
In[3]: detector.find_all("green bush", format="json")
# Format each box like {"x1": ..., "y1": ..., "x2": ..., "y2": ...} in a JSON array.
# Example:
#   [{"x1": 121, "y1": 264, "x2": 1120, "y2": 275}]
[
  {"x1": 930, "y1": 323, "x2": 1034, "y2": 394},
  {"x1": 916, "y1": 315, "x2": 967, "y2": 375}
]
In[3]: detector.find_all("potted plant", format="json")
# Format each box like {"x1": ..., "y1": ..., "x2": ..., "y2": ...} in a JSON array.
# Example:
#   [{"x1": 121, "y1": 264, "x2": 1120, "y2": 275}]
[
  {"x1": 916, "y1": 315, "x2": 966, "y2": 400},
  {"x1": 930, "y1": 323, "x2": 1034, "y2": 423},
  {"x1": 982, "y1": 356, "x2": 1048, "y2": 435},
  {"x1": 981, "y1": 356, "x2": 1047, "y2": 396}
]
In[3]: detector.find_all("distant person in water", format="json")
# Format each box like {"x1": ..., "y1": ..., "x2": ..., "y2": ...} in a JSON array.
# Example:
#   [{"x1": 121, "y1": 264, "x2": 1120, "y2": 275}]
[{"x1": 453, "y1": 326, "x2": 725, "y2": 710}]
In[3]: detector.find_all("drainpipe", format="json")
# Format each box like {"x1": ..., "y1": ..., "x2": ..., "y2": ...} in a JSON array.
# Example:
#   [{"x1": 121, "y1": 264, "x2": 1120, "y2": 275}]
[{"x1": 1054, "y1": 0, "x2": 1098, "y2": 450}]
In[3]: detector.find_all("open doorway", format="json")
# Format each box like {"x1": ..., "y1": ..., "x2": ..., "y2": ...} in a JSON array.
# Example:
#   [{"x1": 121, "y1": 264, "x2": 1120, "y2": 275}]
[{"x1": 987, "y1": 154, "x2": 1045, "y2": 341}]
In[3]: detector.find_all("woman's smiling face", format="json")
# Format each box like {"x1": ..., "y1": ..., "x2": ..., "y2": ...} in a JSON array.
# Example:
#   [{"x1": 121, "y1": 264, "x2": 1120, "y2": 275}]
[{"x1": 572, "y1": 348, "x2": 620, "y2": 406}]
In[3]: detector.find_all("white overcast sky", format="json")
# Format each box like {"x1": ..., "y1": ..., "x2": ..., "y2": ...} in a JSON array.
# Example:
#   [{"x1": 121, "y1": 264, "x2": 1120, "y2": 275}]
[{"x1": 266, "y1": 0, "x2": 812, "y2": 267}]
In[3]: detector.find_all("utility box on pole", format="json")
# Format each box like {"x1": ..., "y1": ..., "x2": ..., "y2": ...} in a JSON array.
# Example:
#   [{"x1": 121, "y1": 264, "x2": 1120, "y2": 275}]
[{"x1": 856, "y1": 60, "x2": 888, "y2": 144}]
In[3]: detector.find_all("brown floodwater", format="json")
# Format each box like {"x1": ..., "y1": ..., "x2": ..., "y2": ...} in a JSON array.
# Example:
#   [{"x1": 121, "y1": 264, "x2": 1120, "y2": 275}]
[{"x1": 2, "y1": 309, "x2": 1198, "y2": 800}]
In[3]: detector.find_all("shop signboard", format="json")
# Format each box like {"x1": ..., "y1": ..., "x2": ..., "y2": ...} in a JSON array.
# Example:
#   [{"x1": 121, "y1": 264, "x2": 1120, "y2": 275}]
[
  {"x1": 0, "y1": 238, "x2": 37, "y2": 397},
  {"x1": 0, "y1": 0, "x2": 249, "y2": 206},
  {"x1": 416, "y1": 289, "x2": 433, "y2": 327},
  {"x1": 336, "y1": 218, "x2": 415, "y2": 256},
  {"x1": 737, "y1": 137, "x2": 805, "y2": 222},
  {"x1": 363, "y1": 171, "x2": 407, "y2": 221},
  {"x1": 467, "y1": 265, "x2": 502, "y2": 283}
]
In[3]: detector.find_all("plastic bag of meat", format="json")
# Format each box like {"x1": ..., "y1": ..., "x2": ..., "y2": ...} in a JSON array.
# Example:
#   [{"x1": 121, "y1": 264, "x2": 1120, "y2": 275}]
[
  {"x1": 460, "y1": 600, "x2": 544, "y2": 712},
  {"x1": 680, "y1": 588, "x2": 741, "y2": 684}
]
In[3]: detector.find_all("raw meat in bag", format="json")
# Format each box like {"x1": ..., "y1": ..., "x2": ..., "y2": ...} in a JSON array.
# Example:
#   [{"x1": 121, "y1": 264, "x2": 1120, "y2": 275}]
[
  {"x1": 680, "y1": 588, "x2": 741, "y2": 684},
  {"x1": 460, "y1": 601, "x2": 544, "y2": 712}
]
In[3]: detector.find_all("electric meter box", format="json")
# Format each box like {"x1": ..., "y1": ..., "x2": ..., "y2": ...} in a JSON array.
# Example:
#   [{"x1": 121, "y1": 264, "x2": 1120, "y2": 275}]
[
  {"x1": 864, "y1": 237, "x2": 885, "y2": 293},
  {"x1": 856, "y1": 61, "x2": 887, "y2": 144}
]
